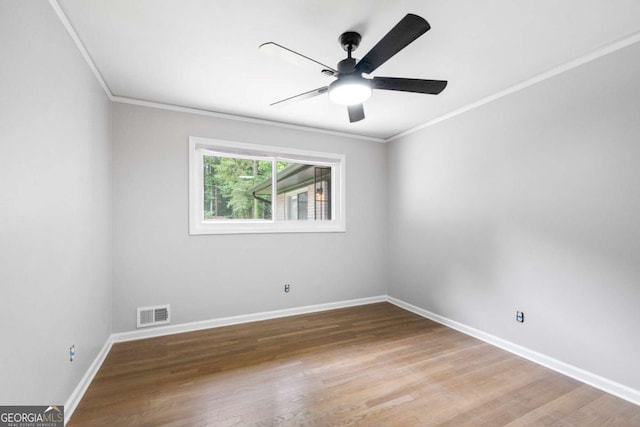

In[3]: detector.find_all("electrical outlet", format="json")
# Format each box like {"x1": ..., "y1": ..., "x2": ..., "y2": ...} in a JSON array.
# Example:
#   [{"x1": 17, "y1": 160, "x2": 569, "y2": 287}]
[
  {"x1": 69, "y1": 345, "x2": 76, "y2": 362},
  {"x1": 516, "y1": 311, "x2": 524, "y2": 323},
  {"x1": 284, "y1": 284, "x2": 290, "y2": 293}
]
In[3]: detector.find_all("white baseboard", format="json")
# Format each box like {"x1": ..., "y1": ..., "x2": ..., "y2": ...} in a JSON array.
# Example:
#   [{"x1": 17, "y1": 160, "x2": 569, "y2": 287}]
[
  {"x1": 64, "y1": 337, "x2": 113, "y2": 425},
  {"x1": 111, "y1": 295, "x2": 387, "y2": 343},
  {"x1": 63, "y1": 295, "x2": 386, "y2": 424},
  {"x1": 386, "y1": 296, "x2": 640, "y2": 407}
]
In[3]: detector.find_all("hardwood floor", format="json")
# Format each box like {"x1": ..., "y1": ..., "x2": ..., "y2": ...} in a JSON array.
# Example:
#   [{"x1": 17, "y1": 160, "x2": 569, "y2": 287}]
[{"x1": 68, "y1": 303, "x2": 640, "y2": 426}]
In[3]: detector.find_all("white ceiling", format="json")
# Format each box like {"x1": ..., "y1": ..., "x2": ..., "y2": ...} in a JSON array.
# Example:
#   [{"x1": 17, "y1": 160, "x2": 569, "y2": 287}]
[{"x1": 55, "y1": 0, "x2": 640, "y2": 141}]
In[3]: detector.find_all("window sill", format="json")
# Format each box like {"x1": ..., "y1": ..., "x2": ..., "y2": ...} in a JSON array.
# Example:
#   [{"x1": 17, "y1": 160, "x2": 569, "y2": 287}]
[{"x1": 189, "y1": 221, "x2": 346, "y2": 235}]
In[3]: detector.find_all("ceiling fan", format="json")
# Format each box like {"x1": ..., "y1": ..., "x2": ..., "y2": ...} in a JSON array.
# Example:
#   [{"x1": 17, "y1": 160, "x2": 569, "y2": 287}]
[{"x1": 259, "y1": 13, "x2": 447, "y2": 123}]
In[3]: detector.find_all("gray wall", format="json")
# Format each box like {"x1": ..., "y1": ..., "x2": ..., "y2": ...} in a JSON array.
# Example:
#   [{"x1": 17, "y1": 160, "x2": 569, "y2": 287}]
[
  {"x1": 4, "y1": 0, "x2": 638, "y2": 406},
  {"x1": 111, "y1": 103, "x2": 387, "y2": 332},
  {"x1": 388, "y1": 42, "x2": 640, "y2": 390},
  {"x1": 0, "y1": 2, "x2": 112, "y2": 404}
]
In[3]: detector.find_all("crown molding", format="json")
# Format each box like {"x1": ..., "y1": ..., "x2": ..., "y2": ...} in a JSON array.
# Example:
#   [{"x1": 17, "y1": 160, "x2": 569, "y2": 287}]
[
  {"x1": 387, "y1": 30, "x2": 640, "y2": 142},
  {"x1": 51, "y1": 1, "x2": 640, "y2": 144},
  {"x1": 49, "y1": 0, "x2": 384, "y2": 143},
  {"x1": 111, "y1": 96, "x2": 385, "y2": 143},
  {"x1": 49, "y1": 0, "x2": 114, "y2": 99}
]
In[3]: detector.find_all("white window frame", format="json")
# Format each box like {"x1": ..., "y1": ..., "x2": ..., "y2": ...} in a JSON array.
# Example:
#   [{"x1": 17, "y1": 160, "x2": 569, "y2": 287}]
[{"x1": 189, "y1": 136, "x2": 346, "y2": 235}]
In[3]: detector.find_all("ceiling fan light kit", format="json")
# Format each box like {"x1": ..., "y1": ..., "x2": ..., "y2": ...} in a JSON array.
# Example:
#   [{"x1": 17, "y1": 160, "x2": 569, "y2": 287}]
[
  {"x1": 328, "y1": 74, "x2": 372, "y2": 105},
  {"x1": 260, "y1": 13, "x2": 447, "y2": 123}
]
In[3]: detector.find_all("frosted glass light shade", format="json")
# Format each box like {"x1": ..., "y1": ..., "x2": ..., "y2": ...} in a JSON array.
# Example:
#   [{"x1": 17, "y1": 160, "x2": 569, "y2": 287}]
[{"x1": 328, "y1": 76, "x2": 372, "y2": 105}]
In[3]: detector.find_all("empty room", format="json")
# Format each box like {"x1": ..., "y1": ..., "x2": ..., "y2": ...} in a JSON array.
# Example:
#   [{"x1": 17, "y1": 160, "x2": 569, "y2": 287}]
[{"x1": 2, "y1": 1, "x2": 640, "y2": 425}]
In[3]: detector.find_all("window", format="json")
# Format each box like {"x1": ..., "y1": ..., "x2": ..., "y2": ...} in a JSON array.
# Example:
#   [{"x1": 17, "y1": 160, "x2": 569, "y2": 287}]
[{"x1": 189, "y1": 137, "x2": 345, "y2": 234}]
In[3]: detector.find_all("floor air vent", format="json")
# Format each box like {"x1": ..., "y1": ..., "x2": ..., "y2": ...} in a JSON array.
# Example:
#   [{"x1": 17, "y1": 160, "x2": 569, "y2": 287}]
[{"x1": 137, "y1": 304, "x2": 170, "y2": 328}]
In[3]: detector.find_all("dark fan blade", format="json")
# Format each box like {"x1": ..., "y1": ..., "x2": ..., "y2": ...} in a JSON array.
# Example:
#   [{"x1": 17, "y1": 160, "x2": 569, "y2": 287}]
[
  {"x1": 373, "y1": 77, "x2": 447, "y2": 94},
  {"x1": 347, "y1": 104, "x2": 365, "y2": 123},
  {"x1": 271, "y1": 86, "x2": 328, "y2": 107},
  {"x1": 259, "y1": 42, "x2": 337, "y2": 76},
  {"x1": 355, "y1": 14, "x2": 430, "y2": 75}
]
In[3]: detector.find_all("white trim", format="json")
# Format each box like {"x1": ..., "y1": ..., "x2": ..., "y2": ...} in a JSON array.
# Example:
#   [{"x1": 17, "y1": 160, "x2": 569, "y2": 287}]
[
  {"x1": 64, "y1": 294, "x2": 640, "y2": 424},
  {"x1": 49, "y1": 0, "x2": 113, "y2": 99},
  {"x1": 387, "y1": 31, "x2": 640, "y2": 142},
  {"x1": 50, "y1": 0, "x2": 383, "y2": 143},
  {"x1": 386, "y1": 296, "x2": 640, "y2": 407},
  {"x1": 51, "y1": 0, "x2": 640, "y2": 144},
  {"x1": 112, "y1": 296, "x2": 386, "y2": 343},
  {"x1": 63, "y1": 295, "x2": 384, "y2": 424},
  {"x1": 112, "y1": 96, "x2": 385, "y2": 143},
  {"x1": 64, "y1": 338, "x2": 113, "y2": 425},
  {"x1": 80, "y1": 29, "x2": 640, "y2": 144}
]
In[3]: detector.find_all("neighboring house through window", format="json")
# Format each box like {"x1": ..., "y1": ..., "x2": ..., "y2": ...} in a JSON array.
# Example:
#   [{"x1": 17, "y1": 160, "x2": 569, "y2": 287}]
[{"x1": 250, "y1": 163, "x2": 332, "y2": 222}]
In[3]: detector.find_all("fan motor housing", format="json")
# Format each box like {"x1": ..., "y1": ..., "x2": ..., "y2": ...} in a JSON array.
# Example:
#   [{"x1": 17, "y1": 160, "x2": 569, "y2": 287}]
[{"x1": 337, "y1": 58, "x2": 356, "y2": 74}]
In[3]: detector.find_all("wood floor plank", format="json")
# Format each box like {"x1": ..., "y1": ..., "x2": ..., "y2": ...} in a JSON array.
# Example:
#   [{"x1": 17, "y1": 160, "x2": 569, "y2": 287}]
[{"x1": 68, "y1": 303, "x2": 640, "y2": 426}]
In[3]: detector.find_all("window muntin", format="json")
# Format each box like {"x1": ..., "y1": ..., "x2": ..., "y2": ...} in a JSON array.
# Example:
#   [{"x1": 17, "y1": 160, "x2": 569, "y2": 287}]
[{"x1": 189, "y1": 137, "x2": 345, "y2": 234}]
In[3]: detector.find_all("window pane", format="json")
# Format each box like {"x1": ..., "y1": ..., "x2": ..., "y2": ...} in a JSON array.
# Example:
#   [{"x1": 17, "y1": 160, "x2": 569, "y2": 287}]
[
  {"x1": 313, "y1": 167, "x2": 331, "y2": 221},
  {"x1": 287, "y1": 194, "x2": 297, "y2": 220},
  {"x1": 297, "y1": 192, "x2": 308, "y2": 220},
  {"x1": 272, "y1": 162, "x2": 331, "y2": 221},
  {"x1": 203, "y1": 155, "x2": 272, "y2": 220}
]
